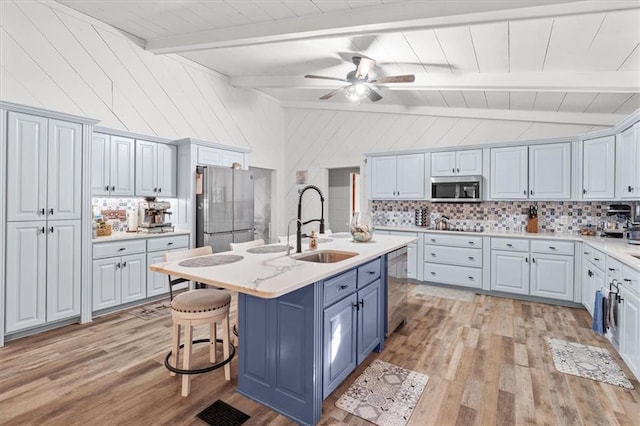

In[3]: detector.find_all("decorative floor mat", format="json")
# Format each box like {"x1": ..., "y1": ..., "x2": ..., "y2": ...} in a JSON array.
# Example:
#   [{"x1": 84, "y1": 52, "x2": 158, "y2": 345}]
[
  {"x1": 129, "y1": 301, "x2": 171, "y2": 320},
  {"x1": 409, "y1": 284, "x2": 476, "y2": 302},
  {"x1": 548, "y1": 338, "x2": 634, "y2": 389},
  {"x1": 335, "y1": 359, "x2": 429, "y2": 425},
  {"x1": 196, "y1": 400, "x2": 250, "y2": 426}
]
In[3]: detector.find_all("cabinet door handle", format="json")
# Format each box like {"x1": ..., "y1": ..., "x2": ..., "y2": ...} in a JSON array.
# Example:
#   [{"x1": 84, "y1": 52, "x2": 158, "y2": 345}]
[
  {"x1": 116, "y1": 262, "x2": 121, "y2": 269},
  {"x1": 158, "y1": 187, "x2": 162, "y2": 193},
  {"x1": 111, "y1": 186, "x2": 115, "y2": 192},
  {"x1": 532, "y1": 257, "x2": 536, "y2": 263},
  {"x1": 468, "y1": 241, "x2": 475, "y2": 245},
  {"x1": 584, "y1": 252, "x2": 589, "y2": 255},
  {"x1": 523, "y1": 190, "x2": 526, "y2": 195},
  {"x1": 530, "y1": 190, "x2": 534, "y2": 195},
  {"x1": 368, "y1": 270, "x2": 376, "y2": 274},
  {"x1": 40, "y1": 208, "x2": 46, "y2": 215},
  {"x1": 506, "y1": 243, "x2": 513, "y2": 247},
  {"x1": 629, "y1": 185, "x2": 634, "y2": 192},
  {"x1": 352, "y1": 302, "x2": 359, "y2": 310},
  {"x1": 623, "y1": 278, "x2": 632, "y2": 282},
  {"x1": 153, "y1": 187, "x2": 157, "y2": 193},
  {"x1": 608, "y1": 268, "x2": 615, "y2": 271},
  {"x1": 468, "y1": 276, "x2": 474, "y2": 281},
  {"x1": 339, "y1": 285, "x2": 348, "y2": 290},
  {"x1": 431, "y1": 238, "x2": 436, "y2": 242},
  {"x1": 122, "y1": 261, "x2": 127, "y2": 267},
  {"x1": 583, "y1": 189, "x2": 587, "y2": 194},
  {"x1": 588, "y1": 270, "x2": 593, "y2": 277},
  {"x1": 430, "y1": 271, "x2": 436, "y2": 276},
  {"x1": 549, "y1": 246, "x2": 556, "y2": 250},
  {"x1": 49, "y1": 208, "x2": 54, "y2": 215},
  {"x1": 594, "y1": 258, "x2": 600, "y2": 261},
  {"x1": 49, "y1": 226, "x2": 54, "y2": 233},
  {"x1": 105, "y1": 185, "x2": 110, "y2": 192},
  {"x1": 456, "y1": 168, "x2": 460, "y2": 173},
  {"x1": 359, "y1": 299, "x2": 364, "y2": 308},
  {"x1": 40, "y1": 227, "x2": 46, "y2": 234},
  {"x1": 525, "y1": 257, "x2": 528, "y2": 263},
  {"x1": 452, "y1": 168, "x2": 455, "y2": 173}
]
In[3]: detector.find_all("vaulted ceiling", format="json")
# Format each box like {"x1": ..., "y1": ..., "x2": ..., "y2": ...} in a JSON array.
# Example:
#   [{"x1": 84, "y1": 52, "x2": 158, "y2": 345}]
[{"x1": 58, "y1": 0, "x2": 640, "y2": 125}]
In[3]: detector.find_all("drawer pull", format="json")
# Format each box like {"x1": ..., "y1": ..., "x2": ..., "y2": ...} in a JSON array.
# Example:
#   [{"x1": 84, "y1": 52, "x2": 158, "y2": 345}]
[
  {"x1": 468, "y1": 241, "x2": 475, "y2": 245},
  {"x1": 623, "y1": 278, "x2": 632, "y2": 282},
  {"x1": 506, "y1": 243, "x2": 513, "y2": 247},
  {"x1": 118, "y1": 248, "x2": 126, "y2": 252},
  {"x1": 468, "y1": 276, "x2": 474, "y2": 281},
  {"x1": 608, "y1": 268, "x2": 615, "y2": 272},
  {"x1": 116, "y1": 262, "x2": 121, "y2": 269},
  {"x1": 431, "y1": 238, "x2": 436, "y2": 242},
  {"x1": 122, "y1": 261, "x2": 127, "y2": 267},
  {"x1": 584, "y1": 252, "x2": 589, "y2": 255},
  {"x1": 430, "y1": 271, "x2": 436, "y2": 276},
  {"x1": 339, "y1": 285, "x2": 348, "y2": 290},
  {"x1": 468, "y1": 256, "x2": 475, "y2": 260},
  {"x1": 368, "y1": 270, "x2": 376, "y2": 274},
  {"x1": 104, "y1": 185, "x2": 109, "y2": 192},
  {"x1": 111, "y1": 186, "x2": 115, "y2": 192},
  {"x1": 431, "y1": 253, "x2": 436, "y2": 257},
  {"x1": 167, "y1": 242, "x2": 174, "y2": 246},
  {"x1": 594, "y1": 258, "x2": 600, "y2": 261},
  {"x1": 549, "y1": 246, "x2": 556, "y2": 250}
]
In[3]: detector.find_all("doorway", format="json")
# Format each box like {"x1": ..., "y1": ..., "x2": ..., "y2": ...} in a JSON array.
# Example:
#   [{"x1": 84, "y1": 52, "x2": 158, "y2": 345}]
[
  {"x1": 328, "y1": 167, "x2": 360, "y2": 233},
  {"x1": 250, "y1": 166, "x2": 274, "y2": 243}
]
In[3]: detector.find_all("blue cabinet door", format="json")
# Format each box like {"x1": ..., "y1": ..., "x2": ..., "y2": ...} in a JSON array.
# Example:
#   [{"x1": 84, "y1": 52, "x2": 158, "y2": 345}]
[
  {"x1": 357, "y1": 279, "x2": 382, "y2": 364},
  {"x1": 323, "y1": 293, "x2": 358, "y2": 398}
]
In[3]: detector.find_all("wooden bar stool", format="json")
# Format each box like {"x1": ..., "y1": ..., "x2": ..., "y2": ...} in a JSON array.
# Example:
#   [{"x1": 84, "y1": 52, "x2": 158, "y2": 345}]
[{"x1": 163, "y1": 248, "x2": 234, "y2": 397}]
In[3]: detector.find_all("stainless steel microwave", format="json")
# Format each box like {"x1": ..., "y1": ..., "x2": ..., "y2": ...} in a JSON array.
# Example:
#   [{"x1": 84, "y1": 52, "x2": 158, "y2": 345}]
[{"x1": 430, "y1": 175, "x2": 482, "y2": 202}]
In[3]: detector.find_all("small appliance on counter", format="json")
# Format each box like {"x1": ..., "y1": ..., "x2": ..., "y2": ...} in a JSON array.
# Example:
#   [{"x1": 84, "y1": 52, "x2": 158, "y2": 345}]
[
  {"x1": 414, "y1": 208, "x2": 428, "y2": 227},
  {"x1": 603, "y1": 204, "x2": 631, "y2": 238},
  {"x1": 138, "y1": 198, "x2": 173, "y2": 233}
]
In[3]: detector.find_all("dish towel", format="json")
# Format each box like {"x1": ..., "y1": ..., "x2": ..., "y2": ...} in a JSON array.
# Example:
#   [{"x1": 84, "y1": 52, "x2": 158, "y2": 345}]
[
  {"x1": 608, "y1": 292, "x2": 617, "y2": 330},
  {"x1": 592, "y1": 290, "x2": 606, "y2": 335}
]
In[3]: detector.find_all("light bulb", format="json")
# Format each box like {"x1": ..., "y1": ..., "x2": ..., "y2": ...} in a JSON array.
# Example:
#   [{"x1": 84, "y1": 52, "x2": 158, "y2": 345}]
[{"x1": 344, "y1": 83, "x2": 371, "y2": 102}]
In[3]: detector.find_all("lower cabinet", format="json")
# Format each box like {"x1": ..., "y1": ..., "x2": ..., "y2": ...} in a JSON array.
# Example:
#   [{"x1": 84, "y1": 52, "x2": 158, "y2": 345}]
[
  {"x1": 581, "y1": 260, "x2": 604, "y2": 315},
  {"x1": 424, "y1": 233, "x2": 483, "y2": 289},
  {"x1": 92, "y1": 254, "x2": 146, "y2": 310},
  {"x1": 146, "y1": 235, "x2": 190, "y2": 297},
  {"x1": 5, "y1": 220, "x2": 81, "y2": 333},
  {"x1": 491, "y1": 250, "x2": 530, "y2": 295},
  {"x1": 322, "y1": 278, "x2": 382, "y2": 398},
  {"x1": 530, "y1": 253, "x2": 574, "y2": 300},
  {"x1": 619, "y1": 285, "x2": 640, "y2": 379}
]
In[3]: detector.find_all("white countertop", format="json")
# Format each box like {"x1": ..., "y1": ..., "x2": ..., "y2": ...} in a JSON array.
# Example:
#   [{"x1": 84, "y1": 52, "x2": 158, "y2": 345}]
[
  {"x1": 376, "y1": 225, "x2": 640, "y2": 270},
  {"x1": 93, "y1": 230, "x2": 190, "y2": 243},
  {"x1": 150, "y1": 234, "x2": 416, "y2": 299}
]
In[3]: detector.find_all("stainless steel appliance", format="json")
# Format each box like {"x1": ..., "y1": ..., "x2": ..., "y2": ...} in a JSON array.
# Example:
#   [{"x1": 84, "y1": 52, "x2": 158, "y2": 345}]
[
  {"x1": 386, "y1": 246, "x2": 407, "y2": 336},
  {"x1": 196, "y1": 165, "x2": 255, "y2": 253},
  {"x1": 137, "y1": 199, "x2": 173, "y2": 233},
  {"x1": 430, "y1": 175, "x2": 482, "y2": 202},
  {"x1": 603, "y1": 204, "x2": 631, "y2": 238}
]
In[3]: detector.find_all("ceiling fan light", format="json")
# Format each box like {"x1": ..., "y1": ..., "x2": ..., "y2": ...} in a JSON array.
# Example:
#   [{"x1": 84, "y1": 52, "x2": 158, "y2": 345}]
[{"x1": 344, "y1": 83, "x2": 371, "y2": 102}]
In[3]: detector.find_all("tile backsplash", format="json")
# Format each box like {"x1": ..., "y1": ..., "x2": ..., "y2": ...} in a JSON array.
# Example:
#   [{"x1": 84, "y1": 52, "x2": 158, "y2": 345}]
[
  {"x1": 371, "y1": 200, "x2": 615, "y2": 233},
  {"x1": 92, "y1": 197, "x2": 177, "y2": 232}
]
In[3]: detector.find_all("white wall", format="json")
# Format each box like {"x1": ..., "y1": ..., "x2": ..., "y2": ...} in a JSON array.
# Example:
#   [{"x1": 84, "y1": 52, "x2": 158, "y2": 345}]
[
  {"x1": 283, "y1": 107, "x2": 609, "y2": 225},
  {"x1": 0, "y1": 0, "x2": 286, "y2": 236}
]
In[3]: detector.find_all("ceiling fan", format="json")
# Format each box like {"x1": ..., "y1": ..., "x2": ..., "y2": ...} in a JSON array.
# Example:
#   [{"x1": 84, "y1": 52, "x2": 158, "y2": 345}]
[{"x1": 304, "y1": 56, "x2": 415, "y2": 103}]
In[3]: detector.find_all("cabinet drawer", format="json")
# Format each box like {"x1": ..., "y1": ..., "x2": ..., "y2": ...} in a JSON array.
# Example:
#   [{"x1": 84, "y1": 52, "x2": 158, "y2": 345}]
[
  {"x1": 424, "y1": 262, "x2": 482, "y2": 289},
  {"x1": 531, "y1": 240, "x2": 574, "y2": 256},
  {"x1": 93, "y1": 240, "x2": 146, "y2": 259},
  {"x1": 324, "y1": 269, "x2": 357, "y2": 307},
  {"x1": 606, "y1": 256, "x2": 624, "y2": 281},
  {"x1": 491, "y1": 237, "x2": 529, "y2": 252},
  {"x1": 147, "y1": 235, "x2": 189, "y2": 252},
  {"x1": 621, "y1": 265, "x2": 640, "y2": 294},
  {"x1": 424, "y1": 245, "x2": 482, "y2": 267},
  {"x1": 424, "y1": 233, "x2": 482, "y2": 248},
  {"x1": 582, "y1": 244, "x2": 604, "y2": 268},
  {"x1": 357, "y1": 258, "x2": 381, "y2": 288}
]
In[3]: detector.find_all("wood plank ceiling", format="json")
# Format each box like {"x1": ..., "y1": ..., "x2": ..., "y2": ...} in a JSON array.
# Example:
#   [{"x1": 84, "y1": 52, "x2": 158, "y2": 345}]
[{"x1": 57, "y1": 0, "x2": 640, "y2": 123}]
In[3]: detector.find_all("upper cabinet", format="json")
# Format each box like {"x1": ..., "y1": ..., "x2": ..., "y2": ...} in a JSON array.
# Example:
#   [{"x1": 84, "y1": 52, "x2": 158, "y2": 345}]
[
  {"x1": 135, "y1": 140, "x2": 177, "y2": 198},
  {"x1": 582, "y1": 135, "x2": 615, "y2": 200},
  {"x1": 197, "y1": 145, "x2": 246, "y2": 168},
  {"x1": 617, "y1": 122, "x2": 640, "y2": 199},
  {"x1": 91, "y1": 133, "x2": 135, "y2": 197},
  {"x1": 370, "y1": 153, "x2": 424, "y2": 200},
  {"x1": 490, "y1": 143, "x2": 570, "y2": 200},
  {"x1": 431, "y1": 149, "x2": 482, "y2": 176},
  {"x1": 7, "y1": 112, "x2": 82, "y2": 221}
]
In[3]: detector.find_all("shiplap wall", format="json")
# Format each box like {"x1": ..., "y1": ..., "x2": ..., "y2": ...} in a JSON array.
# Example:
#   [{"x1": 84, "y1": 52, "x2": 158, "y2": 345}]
[
  {"x1": 283, "y1": 107, "x2": 609, "y2": 227},
  {"x1": 0, "y1": 0, "x2": 286, "y2": 235}
]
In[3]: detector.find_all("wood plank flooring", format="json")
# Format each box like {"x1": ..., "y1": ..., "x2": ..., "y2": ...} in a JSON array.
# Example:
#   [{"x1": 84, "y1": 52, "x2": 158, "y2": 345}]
[{"x1": 1, "y1": 286, "x2": 638, "y2": 425}]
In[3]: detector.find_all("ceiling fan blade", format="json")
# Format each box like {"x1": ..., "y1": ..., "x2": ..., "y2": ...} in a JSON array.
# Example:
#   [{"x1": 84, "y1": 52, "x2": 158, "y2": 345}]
[
  {"x1": 368, "y1": 89, "x2": 383, "y2": 103},
  {"x1": 319, "y1": 86, "x2": 346, "y2": 100},
  {"x1": 371, "y1": 75, "x2": 415, "y2": 84},
  {"x1": 355, "y1": 57, "x2": 375, "y2": 80},
  {"x1": 305, "y1": 74, "x2": 348, "y2": 82}
]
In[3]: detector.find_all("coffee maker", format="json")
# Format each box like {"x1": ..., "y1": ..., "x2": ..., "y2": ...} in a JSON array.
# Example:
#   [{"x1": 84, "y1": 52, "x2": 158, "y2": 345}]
[
  {"x1": 602, "y1": 204, "x2": 631, "y2": 238},
  {"x1": 138, "y1": 198, "x2": 173, "y2": 233}
]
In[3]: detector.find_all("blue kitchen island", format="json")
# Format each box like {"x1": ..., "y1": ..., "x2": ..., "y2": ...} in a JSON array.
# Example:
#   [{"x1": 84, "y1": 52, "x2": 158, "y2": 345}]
[{"x1": 150, "y1": 234, "x2": 415, "y2": 425}]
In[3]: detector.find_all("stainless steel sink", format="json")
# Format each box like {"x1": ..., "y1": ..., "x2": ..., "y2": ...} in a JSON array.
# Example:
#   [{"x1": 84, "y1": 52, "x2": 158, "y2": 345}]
[{"x1": 294, "y1": 250, "x2": 358, "y2": 263}]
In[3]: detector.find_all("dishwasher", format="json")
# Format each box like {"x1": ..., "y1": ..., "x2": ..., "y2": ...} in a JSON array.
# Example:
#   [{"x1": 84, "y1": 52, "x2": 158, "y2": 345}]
[{"x1": 386, "y1": 246, "x2": 408, "y2": 336}]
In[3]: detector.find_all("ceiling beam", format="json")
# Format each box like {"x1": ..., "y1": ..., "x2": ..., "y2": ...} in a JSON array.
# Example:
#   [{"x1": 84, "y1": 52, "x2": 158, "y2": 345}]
[
  {"x1": 230, "y1": 72, "x2": 640, "y2": 94},
  {"x1": 146, "y1": 1, "x2": 638, "y2": 54},
  {"x1": 280, "y1": 101, "x2": 623, "y2": 126}
]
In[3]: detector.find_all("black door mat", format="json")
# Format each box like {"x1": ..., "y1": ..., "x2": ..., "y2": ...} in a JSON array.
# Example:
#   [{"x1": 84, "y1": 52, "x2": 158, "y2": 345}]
[{"x1": 196, "y1": 400, "x2": 250, "y2": 426}]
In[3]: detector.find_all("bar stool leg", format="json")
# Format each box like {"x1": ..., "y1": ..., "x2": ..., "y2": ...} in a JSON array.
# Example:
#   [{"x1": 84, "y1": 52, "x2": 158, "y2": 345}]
[
  {"x1": 171, "y1": 322, "x2": 180, "y2": 377},
  {"x1": 182, "y1": 323, "x2": 193, "y2": 397},
  {"x1": 222, "y1": 315, "x2": 231, "y2": 381},
  {"x1": 210, "y1": 322, "x2": 217, "y2": 363}
]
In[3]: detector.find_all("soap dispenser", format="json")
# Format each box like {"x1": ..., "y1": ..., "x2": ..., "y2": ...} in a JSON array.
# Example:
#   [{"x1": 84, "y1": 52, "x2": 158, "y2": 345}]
[{"x1": 309, "y1": 230, "x2": 318, "y2": 250}]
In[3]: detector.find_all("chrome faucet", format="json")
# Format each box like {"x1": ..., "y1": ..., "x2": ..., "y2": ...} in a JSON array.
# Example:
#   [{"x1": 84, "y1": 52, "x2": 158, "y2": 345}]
[
  {"x1": 296, "y1": 185, "x2": 325, "y2": 253},
  {"x1": 286, "y1": 218, "x2": 302, "y2": 256}
]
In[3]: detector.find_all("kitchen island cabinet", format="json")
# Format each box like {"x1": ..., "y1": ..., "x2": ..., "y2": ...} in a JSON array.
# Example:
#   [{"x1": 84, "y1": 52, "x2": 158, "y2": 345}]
[{"x1": 150, "y1": 235, "x2": 414, "y2": 425}]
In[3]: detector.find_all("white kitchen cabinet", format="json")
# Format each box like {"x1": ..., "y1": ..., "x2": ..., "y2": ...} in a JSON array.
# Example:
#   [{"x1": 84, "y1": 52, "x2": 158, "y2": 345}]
[
  {"x1": 431, "y1": 149, "x2": 482, "y2": 176},
  {"x1": 617, "y1": 122, "x2": 640, "y2": 199},
  {"x1": 490, "y1": 146, "x2": 528, "y2": 199},
  {"x1": 92, "y1": 253, "x2": 146, "y2": 311},
  {"x1": 619, "y1": 285, "x2": 639, "y2": 379},
  {"x1": 5, "y1": 220, "x2": 81, "y2": 332},
  {"x1": 530, "y1": 254, "x2": 574, "y2": 301},
  {"x1": 491, "y1": 250, "x2": 530, "y2": 295},
  {"x1": 370, "y1": 154, "x2": 424, "y2": 199},
  {"x1": 91, "y1": 133, "x2": 135, "y2": 196},
  {"x1": 490, "y1": 143, "x2": 570, "y2": 200},
  {"x1": 146, "y1": 234, "x2": 190, "y2": 297},
  {"x1": 135, "y1": 140, "x2": 177, "y2": 197},
  {"x1": 424, "y1": 233, "x2": 483, "y2": 289},
  {"x1": 582, "y1": 135, "x2": 615, "y2": 199},
  {"x1": 7, "y1": 112, "x2": 81, "y2": 221}
]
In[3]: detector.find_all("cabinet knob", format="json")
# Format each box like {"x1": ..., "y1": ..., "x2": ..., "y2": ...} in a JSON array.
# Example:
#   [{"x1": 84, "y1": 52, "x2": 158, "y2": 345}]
[
  {"x1": 158, "y1": 187, "x2": 162, "y2": 193},
  {"x1": 468, "y1": 256, "x2": 475, "y2": 260},
  {"x1": 629, "y1": 186, "x2": 634, "y2": 192},
  {"x1": 530, "y1": 190, "x2": 533, "y2": 195},
  {"x1": 452, "y1": 168, "x2": 455, "y2": 173},
  {"x1": 153, "y1": 187, "x2": 157, "y2": 193},
  {"x1": 167, "y1": 242, "x2": 173, "y2": 246},
  {"x1": 431, "y1": 238, "x2": 436, "y2": 242},
  {"x1": 549, "y1": 246, "x2": 556, "y2": 250},
  {"x1": 468, "y1": 276, "x2": 474, "y2": 281},
  {"x1": 122, "y1": 261, "x2": 127, "y2": 267},
  {"x1": 468, "y1": 241, "x2": 475, "y2": 245},
  {"x1": 430, "y1": 253, "x2": 436, "y2": 257},
  {"x1": 430, "y1": 271, "x2": 436, "y2": 275},
  {"x1": 583, "y1": 189, "x2": 587, "y2": 194},
  {"x1": 339, "y1": 285, "x2": 348, "y2": 290},
  {"x1": 368, "y1": 270, "x2": 376, "y2": 274},
  {"x1": 456, "y1": 168, "x2": 460, "y2": 173},
  {"x1": 532, "y1": 257, "x2": 536, "y2": 263},
  {"x1": 118, "y1": 248, "x2": 126, "y2": 252},
  {"x1": 116, "y1": 262, "x2": 121, "y2": 269}
]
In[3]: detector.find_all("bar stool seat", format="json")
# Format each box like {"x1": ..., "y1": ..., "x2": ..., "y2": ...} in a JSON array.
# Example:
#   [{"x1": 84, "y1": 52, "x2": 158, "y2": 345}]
[{"x1": 165, "y1": 288, "x2": 234, "y2": 397}]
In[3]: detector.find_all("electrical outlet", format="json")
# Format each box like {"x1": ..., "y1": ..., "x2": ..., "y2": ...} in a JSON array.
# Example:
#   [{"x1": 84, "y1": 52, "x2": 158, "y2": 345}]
[{"x1": 560, "y1": 215, "x2": 569, "y2": 225}]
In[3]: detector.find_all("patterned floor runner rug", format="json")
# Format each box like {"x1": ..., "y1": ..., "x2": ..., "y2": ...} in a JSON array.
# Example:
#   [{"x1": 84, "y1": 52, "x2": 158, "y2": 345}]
[
  {"x1": 335, "y1": 359, "x2": 429, "y2": 425},
  {"x1": 548, "y1": 338, "x2": 634, "y2": 389}
]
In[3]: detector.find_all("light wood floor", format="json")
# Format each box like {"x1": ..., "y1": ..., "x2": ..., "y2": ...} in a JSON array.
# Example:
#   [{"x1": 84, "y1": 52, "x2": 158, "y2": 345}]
[{"x1": 1, "y1": 286, "x2": 638, "y2": 425}]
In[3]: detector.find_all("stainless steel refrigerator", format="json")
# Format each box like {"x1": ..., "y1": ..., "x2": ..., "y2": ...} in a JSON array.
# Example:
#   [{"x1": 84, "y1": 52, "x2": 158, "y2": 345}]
[{"x1": 196, "y1": 165, "x2": 255, "y2": 253}]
